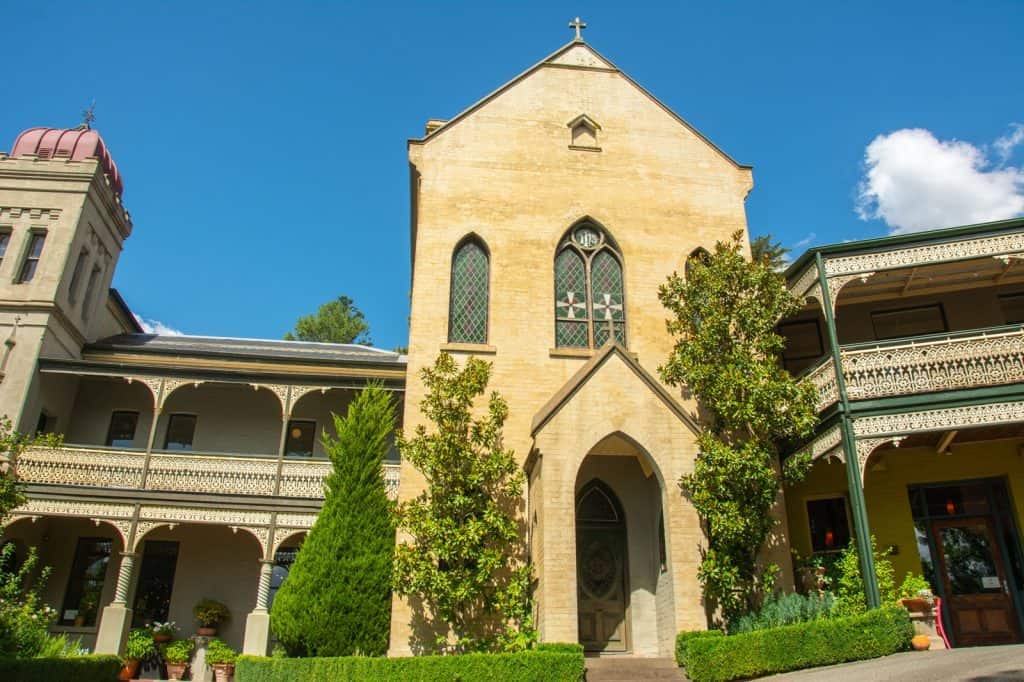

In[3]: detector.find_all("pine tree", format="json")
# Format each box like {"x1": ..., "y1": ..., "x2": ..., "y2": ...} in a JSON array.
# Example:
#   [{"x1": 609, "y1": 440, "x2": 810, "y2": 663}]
[{"x1": 269, "y1": 382, "x2": 396, "y2": 656}]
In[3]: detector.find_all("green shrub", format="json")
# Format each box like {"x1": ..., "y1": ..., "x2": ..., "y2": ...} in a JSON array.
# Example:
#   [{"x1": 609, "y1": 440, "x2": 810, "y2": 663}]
[
  {"x1": 684, "y1": 607, "x2": 913, "y2": 682},
  {"x1": 36, "y1": 633, "x2": 86, "y2": 658},
  {"x1": 235, "y1": 649, "x2": 584, "y2": 681},
  {"x1": 675, "y1": 630, "x2": 723, "y2": 669},
  {"x1": 206, "y1": 639, "x2": 238, "y2": 665},
  {"x1": 729, "y1": 591, "x2": 835, "y2": 634},
  {"x1": 163, "y1": 639, "x2": 195, "y2": 665},
  {"x1": 534, "y1": 642, "x2": 583, "y2": 654},
  {"x1": 897, "y1": 573, "x2": 932, "y2": 601},
  {"x1": 0, "y1": 544, "x2": 57, "y2": 658},
  {"x1": 271, "y1": 383, "x2": 396, "y2": 657},
  {"x1": 193, "y1": 598, "x2": 230, "y2": 628},
  {"x1": 124, "y1": 628, "x2": 156, "y2": 661},
  {"x1": 833, "y1": 538, "x2": 932, "y2": 616},
  {"x1": 0, "y1": 655, "x2": 121, "y2": 682}
]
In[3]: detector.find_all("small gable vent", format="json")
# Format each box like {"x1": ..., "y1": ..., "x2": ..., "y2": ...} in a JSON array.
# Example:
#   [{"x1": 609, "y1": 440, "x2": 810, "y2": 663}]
[
  {"x1": 37, "y1": 147, "x2": 52, "y2": 159},
  {"x1": 567, "y1": 114, "x2": 601, "y2": 152}
]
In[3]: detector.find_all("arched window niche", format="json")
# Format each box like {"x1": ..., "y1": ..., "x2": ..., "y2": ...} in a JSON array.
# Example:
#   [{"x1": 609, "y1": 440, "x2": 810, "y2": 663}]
[
  {"x1": 554, "y1": 220, "x2": 626, "y2": 349},
  {"x1": 685, "y1": 247, "x2": 711, "y2": 280},
  {"x1": 448, "y1": 236, "x2": 490, "y2": 344}
]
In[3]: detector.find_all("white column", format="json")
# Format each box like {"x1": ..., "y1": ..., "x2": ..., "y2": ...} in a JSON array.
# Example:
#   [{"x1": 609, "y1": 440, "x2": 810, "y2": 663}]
[
  {"x1": 243, "y1": 560, "x2": 275, "y2": 655},
  {"x1": 95, "y1": 551, "x2": 139, "y2": 655}
]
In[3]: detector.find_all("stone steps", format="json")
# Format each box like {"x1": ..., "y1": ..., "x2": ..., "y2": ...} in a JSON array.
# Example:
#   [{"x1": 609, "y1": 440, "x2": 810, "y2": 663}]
[{"x1": 585, "y1": 656, "x2": 687, "y2": 681}]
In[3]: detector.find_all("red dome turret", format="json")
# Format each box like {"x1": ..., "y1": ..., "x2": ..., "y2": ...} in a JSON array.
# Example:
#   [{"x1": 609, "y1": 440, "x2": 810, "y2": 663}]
[{"x1": 11, "y1": 127, "x2": 123, "y2": 197}]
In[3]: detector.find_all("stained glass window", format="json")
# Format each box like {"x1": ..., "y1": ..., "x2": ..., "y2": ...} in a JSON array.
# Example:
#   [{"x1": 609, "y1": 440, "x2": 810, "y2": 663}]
[
  {"x1": 554, "y1": 224, "x2": 626, "y2": 348},
  {"x1": 448, "y1": 239, "x2": 489, "y2": 344}
]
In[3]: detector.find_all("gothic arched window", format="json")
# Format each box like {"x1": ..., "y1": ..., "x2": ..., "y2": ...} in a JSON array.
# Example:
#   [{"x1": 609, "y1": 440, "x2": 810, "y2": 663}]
[
  {"x1": 554, "y1": 222, "x2": 625, "y2": 348},
  {"x1": 685, "y1": 247, "x2": 710, "y2": 279},
  {"x1": 448, "y1": 237, "x2": 489, "y2": 344}
]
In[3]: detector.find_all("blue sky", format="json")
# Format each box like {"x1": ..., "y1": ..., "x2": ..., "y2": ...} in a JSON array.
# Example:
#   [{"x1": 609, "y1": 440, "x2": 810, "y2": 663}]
[{"x1": 3, "y1": 2, "x2": 1022, "y2": 349}]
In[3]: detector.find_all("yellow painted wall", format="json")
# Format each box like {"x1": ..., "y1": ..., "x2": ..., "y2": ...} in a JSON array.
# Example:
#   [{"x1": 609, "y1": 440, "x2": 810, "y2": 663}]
[{"x1": 786, "y1": 437, "x2": 1024, "y2": 582}]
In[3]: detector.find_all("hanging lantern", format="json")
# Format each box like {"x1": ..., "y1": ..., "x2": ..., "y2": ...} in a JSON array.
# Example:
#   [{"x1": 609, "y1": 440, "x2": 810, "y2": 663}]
[
  {"x1": 825, "y1": 529, "x2": 835, "y2": 548},
  {"x1": 946, "y1": 499, "x2": 956, "y2": 515}
]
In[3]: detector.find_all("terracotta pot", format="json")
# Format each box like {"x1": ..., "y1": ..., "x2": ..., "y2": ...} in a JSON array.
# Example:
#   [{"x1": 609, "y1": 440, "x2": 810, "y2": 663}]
[
  {"x1": 166, "y1": 662, "x2": 188, "y2": 680},
  {"x1": 911, "y1": 634, "x2": 932, "y2": 651},
  {"x1": 197, "y1": 626, "x2": 217, "y2": 636},
  {"x1": 154, "y1": 632, "x2": 172, "y2": 643},
  {"x1": 213, "y1": 663, "x2": 235, "y2": 682},
  {"x1": 900, "y1": 597, "x2": 932, "y2": 613},
  {"x1": 118, "y1": 659, "x2": 140, "y2": 681}
]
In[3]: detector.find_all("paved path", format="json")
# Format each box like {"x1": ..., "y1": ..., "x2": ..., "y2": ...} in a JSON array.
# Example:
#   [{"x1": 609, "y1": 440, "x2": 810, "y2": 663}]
[{"x1": 762, "y1": 645, "x2": 1024, "y2": 681}]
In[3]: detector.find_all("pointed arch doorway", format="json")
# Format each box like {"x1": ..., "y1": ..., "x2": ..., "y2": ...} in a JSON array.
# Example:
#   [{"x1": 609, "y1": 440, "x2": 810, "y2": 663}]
[{"x1": 576, "y1": 480, "x2": 629, "y2": 652}]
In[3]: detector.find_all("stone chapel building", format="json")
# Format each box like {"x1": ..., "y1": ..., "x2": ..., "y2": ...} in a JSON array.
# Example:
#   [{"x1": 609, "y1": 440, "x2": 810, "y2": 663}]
[
  {"x1": 2, "y1": 27, "x2": 1023, "y2": 661},
  {"x1": 390, "y1": 34, "x2": 780, "y2": 657}
]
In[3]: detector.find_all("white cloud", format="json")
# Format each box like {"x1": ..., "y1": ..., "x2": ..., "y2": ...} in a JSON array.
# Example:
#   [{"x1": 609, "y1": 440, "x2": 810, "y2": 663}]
[
  {"x1": 856, "y1": 126, "x2": 1024, "y2": 234},
  {"x1": 793, "y1": 232, "x2": 816, "y2": 249},
  {"x1": 134, "y1": 314, "x2": 184, "y2": 336},
  {"x1": 994, "y1": 123, "x2": 1024, "y2": 164}
]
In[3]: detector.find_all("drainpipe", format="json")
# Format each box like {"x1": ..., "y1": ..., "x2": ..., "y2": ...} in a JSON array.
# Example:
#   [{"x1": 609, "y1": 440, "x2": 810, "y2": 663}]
[{"x1": 815, "y1": 252, "x2": 881, "y2": 609}]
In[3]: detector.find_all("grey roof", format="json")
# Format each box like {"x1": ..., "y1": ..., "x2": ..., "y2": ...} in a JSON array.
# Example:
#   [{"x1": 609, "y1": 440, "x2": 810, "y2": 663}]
[{"x1": 87, "y1": 334, "x2": 407, "y2": 366}]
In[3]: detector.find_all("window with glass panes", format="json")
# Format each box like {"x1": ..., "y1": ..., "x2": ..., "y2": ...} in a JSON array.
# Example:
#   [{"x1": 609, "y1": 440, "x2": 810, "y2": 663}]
[
  {"x1": 17, "y1": 231, "x2": 46, "y2": 283},
  {"x1": 0, "y1": 231, "x2": 10, "y2": 271},
  {"x1": 106, "y1": 411, "x2": 139, "y2": 447},
  {"x1": 448, "y1": 238, "x2": 489, "y2": 344},
  {"x1": 554, "y1": 224, "x2": 625, "y2": 348},
  {"x1": 163, "y1": 414, "x2": 197, "y2": 450},
  {"x1": 60, "y1": 537, "x2": 112, "y2": 626},
  {"x1": 285, "y1": 419, "x2": 316, "y2": 457}
]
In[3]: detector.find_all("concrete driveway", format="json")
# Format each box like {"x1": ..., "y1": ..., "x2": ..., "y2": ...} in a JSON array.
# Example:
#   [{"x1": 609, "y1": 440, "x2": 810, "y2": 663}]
[{"x1": 762, "y1": 645, "x2": 1024, "y2": 681}]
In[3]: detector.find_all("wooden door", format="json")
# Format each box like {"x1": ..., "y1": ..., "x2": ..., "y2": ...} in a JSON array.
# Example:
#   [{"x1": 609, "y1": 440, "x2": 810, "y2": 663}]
[
  {"x1": 932, "y1": 516, "x2": 1021, "y2": 646},
  {"x1": 576, "y1": 526, "x2": 628, "y2": 652}
]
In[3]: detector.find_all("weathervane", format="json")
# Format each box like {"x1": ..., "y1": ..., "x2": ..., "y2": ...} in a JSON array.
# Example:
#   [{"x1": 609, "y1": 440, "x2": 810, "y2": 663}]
[
  {"x1": 80, "y1": 101, "x2": 96, "y2": 130},
  {"x1": 569, "y1": 16, "x2": 587, "y2": 41}
]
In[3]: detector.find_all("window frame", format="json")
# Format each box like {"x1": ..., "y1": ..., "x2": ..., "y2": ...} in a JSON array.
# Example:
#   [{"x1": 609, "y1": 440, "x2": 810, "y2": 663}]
[
  {"x1": 870, "y1": 303, "x2": 948, "y2": 341},
  {"x1": 998, "y1": 292, "x2": 1024, "y2": 325},
  {"x1": 162, "y1": 413, "x2": 197, "y2": 451},
  {"x1": 0, "y1": 229, "x2": 11, "y2": 274},
  {"x1": 447, "y1": 235, "x2": 490, "y2": 345},
  {"x1": 778, "y1": 318, "x2": 825, "y2": 371},
  {"x1": 284, "y1": 419, "x2": 317, "y2": 458},
  {"x1": 16, "y1": 229, "x2": 47, "y2": 284},
  {"x1": 59, "y1": 536, "x2": 113, "y2": 627},
  {"x1": 805, "y1": 494, "x2": 853, "y2": 554},
  {"x1": 554, "y1": 221, "x2": 627, "y2": 349},
  {"x1": 105, "y1": 410, "x2": 140, "y2": 448}
]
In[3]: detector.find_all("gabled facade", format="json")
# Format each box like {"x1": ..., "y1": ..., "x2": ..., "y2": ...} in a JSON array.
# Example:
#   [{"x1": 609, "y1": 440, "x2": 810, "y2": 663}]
[{"x1": 394, "y1": 36, "x2": 766, "y2": 656}]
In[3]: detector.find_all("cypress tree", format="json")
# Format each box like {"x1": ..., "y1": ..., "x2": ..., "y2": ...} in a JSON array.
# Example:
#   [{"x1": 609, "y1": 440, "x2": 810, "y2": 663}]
[{"x1": 270, "y1": 382, "x2": 396, "y2": 656}]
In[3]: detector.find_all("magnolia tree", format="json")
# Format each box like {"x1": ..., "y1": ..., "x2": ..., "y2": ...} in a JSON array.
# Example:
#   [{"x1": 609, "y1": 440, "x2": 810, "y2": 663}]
[
  {"x1": 393, "y1": 353, "x2": 534, "y2": 653},
  {"x1": 658, "y1": 232, "x2": 817, "y2": 625}
]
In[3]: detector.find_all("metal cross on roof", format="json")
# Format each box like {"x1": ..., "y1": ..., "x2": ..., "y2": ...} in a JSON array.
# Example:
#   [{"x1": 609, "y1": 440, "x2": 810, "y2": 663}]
[{"x1": 569, "y1": 16, "x2": 587, "y2": 40}]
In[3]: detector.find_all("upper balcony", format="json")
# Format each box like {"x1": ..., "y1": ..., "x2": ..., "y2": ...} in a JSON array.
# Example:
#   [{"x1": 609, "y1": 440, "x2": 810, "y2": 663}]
[
  {"x1": 781, "y1": 219, "x2": 1024, "y2": 412},
  {"x1": 20, "y1": 334, "x2": 406, "y2": 503}
]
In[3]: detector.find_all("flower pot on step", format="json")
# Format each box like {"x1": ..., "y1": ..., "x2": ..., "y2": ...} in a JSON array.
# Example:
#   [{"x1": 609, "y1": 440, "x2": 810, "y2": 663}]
[
  {"x1": 118, "y1": 659, "x2": 140, "y2": 681},
  {"x1": 213, "y1": 663, "x2": 235, "y2": 682},
  {"x1": 198, "y1": 626, "x2": 217, "y2": 636},
  {"x1": 166, "y1": 662, "x2": 189, "y2": 680}
]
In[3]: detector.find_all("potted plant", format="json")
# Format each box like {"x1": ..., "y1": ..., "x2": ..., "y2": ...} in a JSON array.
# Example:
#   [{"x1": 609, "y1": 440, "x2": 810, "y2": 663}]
[
  {"x1": 119, "y1": 628, "x2": 156, "y2": 681},
  {"x1": 193, "y1": 598, "x2": 230, "y2": 636},
  {"x1": 150, "y1": 620, "x2": 178, "y2": 643},
  {"x1": 163, "y1": 638, "x2": 195, "y2": 681},
  {"x1": 205, "y1": 638, "x2": 238, "y2": 682}
]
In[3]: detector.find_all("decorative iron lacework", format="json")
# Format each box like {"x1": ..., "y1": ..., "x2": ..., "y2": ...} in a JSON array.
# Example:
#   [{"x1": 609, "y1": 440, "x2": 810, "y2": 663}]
[
  {"x1": 555, "y1": 224, "x2": 625, "y2": 348},
  {"x1": 448, "y1": 239, "x2": 489, "y2": 344}
]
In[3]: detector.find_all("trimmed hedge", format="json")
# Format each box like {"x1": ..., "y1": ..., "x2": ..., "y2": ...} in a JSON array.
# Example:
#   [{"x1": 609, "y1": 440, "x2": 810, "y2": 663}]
[
  {"x1": 675, "y1": 629, "x2": 723, "y2": 670},
  {"x1": 684, "y1": 607, "x2": 914, "y2": 682},
  {"x1": 0, "y1": 655, "x2": 122, "y2": 682},
  {"x1": 236, "y1": 649, "x2": 585, "y2": 682},
  {"x1": 534, "y1": 642, "x2": 584, "y2": 654}
]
